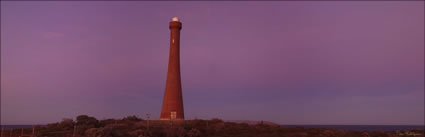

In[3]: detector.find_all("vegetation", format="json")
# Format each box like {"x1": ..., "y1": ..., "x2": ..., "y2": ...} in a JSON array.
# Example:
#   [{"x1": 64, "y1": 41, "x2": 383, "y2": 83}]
[{"x1": 2, "y1": 115, "x2": 424, "y2": 137}]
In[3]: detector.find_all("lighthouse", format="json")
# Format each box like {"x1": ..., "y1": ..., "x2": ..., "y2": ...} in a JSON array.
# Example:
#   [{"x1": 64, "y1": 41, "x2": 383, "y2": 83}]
[{"x1": 160, "y1": 17, "x2": 184, "y2": 120}]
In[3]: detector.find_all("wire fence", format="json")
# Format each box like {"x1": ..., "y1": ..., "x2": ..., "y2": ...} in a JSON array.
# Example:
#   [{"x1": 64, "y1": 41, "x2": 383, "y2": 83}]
[{"x1": 1, "y1": 127, "x2": 75, "y2": 137}]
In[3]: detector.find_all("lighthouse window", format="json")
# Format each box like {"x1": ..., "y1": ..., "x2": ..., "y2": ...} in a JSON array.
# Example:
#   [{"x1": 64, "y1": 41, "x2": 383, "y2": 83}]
[{"x1": 171, "y1": 111, "x2": 177, "y2": 119}]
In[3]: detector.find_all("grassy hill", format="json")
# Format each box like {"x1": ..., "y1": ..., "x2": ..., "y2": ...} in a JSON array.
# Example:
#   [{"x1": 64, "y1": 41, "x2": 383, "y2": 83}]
[{"x1": 3, "y1": 115, "x2": 423, "y2": 137}]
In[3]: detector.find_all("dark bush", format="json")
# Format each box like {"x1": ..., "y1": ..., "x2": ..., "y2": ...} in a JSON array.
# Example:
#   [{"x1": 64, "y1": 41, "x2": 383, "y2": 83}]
[{"x1": 122, "y1": 115, "x2": 143, "y2": 122}]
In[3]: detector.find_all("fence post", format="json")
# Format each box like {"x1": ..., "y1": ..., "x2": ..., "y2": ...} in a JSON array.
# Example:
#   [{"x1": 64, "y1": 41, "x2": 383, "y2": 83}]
[
  {"x1": 32, "y1": 126, "x2": 35, "y2": 137},
  {"x1": 146, "y1": 114, "x2": 150, "y2": 131},
  {"x1": 72, "y1": 125, "x2": 76, "y2": 137}
]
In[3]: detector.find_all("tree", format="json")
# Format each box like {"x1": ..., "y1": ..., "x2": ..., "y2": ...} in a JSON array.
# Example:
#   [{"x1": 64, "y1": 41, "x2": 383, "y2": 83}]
[
  {"x1": 76, "y1": 115, "x2": 100, "y2": 135},
  {"x1": 76, "y1": 115, "x2": 99, "y2": 127},
  {"x1": 58, "y1": 118, "x2": 75, "y2": 130}
]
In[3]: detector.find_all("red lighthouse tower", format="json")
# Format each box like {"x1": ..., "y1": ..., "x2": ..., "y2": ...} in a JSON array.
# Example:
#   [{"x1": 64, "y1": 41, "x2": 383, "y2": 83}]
[{"x1": 160, "y1": 17, "x2": 184, "y2": 120}]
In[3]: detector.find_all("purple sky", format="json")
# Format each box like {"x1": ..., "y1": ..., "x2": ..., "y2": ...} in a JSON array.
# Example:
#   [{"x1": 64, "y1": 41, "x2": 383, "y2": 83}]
[{"x1": 1, "y1": 1, "x2": 424, "y2": 125}]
